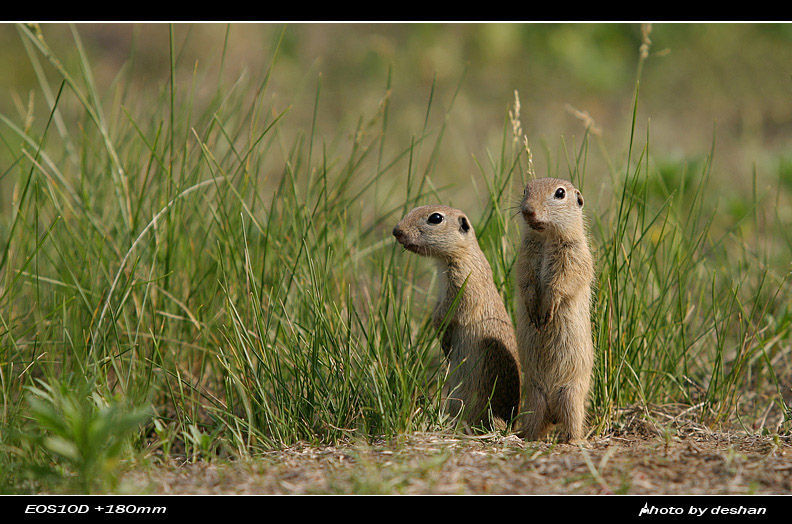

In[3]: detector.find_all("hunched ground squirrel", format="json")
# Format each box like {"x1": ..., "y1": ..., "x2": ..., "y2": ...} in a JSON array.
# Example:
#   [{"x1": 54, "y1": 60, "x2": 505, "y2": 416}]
[
  {"x1": 514, "y1": 178, "x2": 595, "y2": 443},
  {"x1": 393, "y1": 205, "x2": 521, "y2": 431}
]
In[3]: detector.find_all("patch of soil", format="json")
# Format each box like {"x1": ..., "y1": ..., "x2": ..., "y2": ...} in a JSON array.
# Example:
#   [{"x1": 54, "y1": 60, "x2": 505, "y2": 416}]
[{"x1": 124, "y1": 428, "x2": 792, "y2": 494}]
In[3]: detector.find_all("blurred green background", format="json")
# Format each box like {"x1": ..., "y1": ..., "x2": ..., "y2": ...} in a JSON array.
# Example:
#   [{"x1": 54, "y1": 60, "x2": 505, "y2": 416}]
[{"x1": 2, "y1": 23, "x2": 791, "y2": 200}]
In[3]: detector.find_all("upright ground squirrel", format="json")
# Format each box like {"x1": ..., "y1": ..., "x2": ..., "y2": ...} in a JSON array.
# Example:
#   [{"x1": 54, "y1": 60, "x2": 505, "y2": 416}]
[
  {"x1": 393, "y1": 205, "x2": 521, "y2": 431},
  {"x1": 514, "y1": 178, "x2": 595, "y2": 442}
]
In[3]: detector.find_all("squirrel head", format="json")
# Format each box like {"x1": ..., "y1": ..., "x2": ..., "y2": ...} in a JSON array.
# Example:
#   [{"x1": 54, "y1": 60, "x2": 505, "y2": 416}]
[
  {"x1": 392, "y1": 205, "x2": 477, "y2": 261},
  {"x1": 519, "y1": 177, "x2": 585, "y2": 238}
]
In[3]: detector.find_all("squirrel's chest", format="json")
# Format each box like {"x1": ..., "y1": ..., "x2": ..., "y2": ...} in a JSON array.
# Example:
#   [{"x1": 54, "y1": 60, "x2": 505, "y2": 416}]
[{"x1": 521, "y1": 244, "x2": 552, "y2": 283}]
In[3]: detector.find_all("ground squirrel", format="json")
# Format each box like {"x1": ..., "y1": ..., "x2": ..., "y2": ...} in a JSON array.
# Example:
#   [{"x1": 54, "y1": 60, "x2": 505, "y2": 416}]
[
  {"x1": 514, "y1": 178, "x2": 595, "y2": 443},
  {"x1": 393, "y1": 205, "x2": 521, "y2": 431}
]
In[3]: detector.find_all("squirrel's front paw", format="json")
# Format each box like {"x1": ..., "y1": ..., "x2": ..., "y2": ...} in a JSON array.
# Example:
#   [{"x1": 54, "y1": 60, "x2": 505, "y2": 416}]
[
  {"x1": 526, "y1": 303, "x2": 542, "y2": 329},
  {"x1": 538, "y1": 296, "x2": 558, "y2": 326}
]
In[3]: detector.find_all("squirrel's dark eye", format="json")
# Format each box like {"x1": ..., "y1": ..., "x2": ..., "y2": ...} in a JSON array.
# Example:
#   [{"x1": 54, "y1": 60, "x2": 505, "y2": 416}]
[
  {"x1": 427, "y1": 213, "x2": 444, "y2": 224},
  {"x1": 554, "y1": 187, "x2": 566, "y2": 199}
]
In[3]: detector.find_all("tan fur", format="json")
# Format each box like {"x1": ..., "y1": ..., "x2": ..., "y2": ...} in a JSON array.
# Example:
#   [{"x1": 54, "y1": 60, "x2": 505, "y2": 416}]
[
  {"x1": 393, "y1": 205, "x2": 521, "y2": 431},
  {"x1": 514, "y1": 178, "x2": 594, "y2": 443}
]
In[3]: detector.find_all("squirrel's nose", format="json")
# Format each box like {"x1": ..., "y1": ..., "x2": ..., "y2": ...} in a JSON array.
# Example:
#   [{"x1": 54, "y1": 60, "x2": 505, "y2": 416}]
[
  {"x1": 392, "y1": 226, "x2": 404, "y2": 239},
  {"x1": 522, "y1": 208, "x2": 536, "y2": 220}
]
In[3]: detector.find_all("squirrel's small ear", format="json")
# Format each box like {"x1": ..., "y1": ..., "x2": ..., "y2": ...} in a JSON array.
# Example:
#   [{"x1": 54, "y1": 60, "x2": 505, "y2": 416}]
[
  {"x1": 458, "y1": 216, "x2": 470, "y2": 233},
  {"x1": 576, "y1": 192, "x2": 584, "y2": 207}
]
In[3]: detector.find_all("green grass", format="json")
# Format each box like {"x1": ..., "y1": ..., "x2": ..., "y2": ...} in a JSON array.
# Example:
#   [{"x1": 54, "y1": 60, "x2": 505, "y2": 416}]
[{"x1": 0, "y1": 23, "x2": 790, "y2": 493}]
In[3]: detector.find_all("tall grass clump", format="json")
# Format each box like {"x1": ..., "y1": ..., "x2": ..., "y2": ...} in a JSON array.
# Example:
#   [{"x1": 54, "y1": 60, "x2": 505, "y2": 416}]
[
  {"x1": 585, "y1": 25, "x2": 791, "y2": 433},
  {"x1": 589, "y1": 133, "x2": 791, "y2": 432},
  {"x1": 0, "y1": 23, "x2": 464, "y2": 466},
  {"x1": 0, "y1": 23, "x2": 790, "y2": 491}
]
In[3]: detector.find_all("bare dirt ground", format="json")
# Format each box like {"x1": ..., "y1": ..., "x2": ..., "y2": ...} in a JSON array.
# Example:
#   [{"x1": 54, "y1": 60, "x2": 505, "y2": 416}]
[{"x1": 125, "y1": 411, "x2": 792, "y2": 495}]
